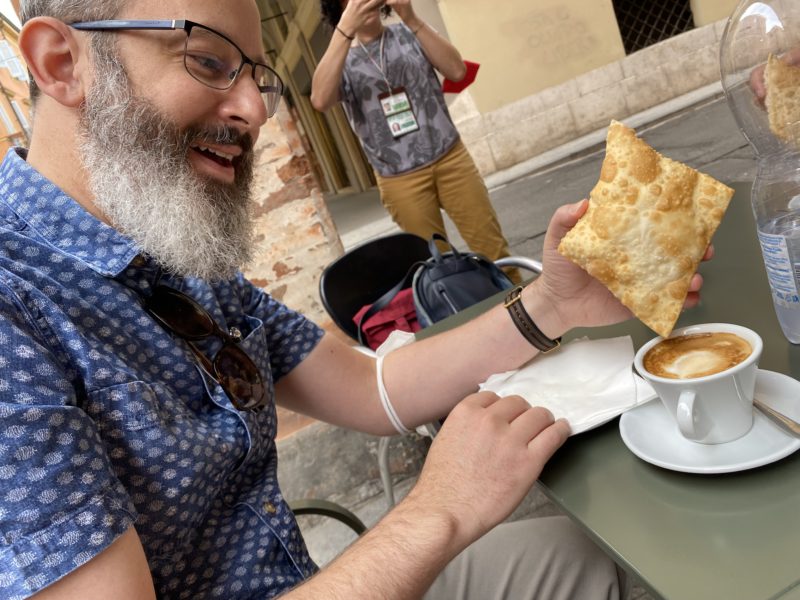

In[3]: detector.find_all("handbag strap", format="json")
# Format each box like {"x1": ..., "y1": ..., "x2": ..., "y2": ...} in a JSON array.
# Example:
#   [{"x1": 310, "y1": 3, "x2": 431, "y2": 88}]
[
  {"x1": 428, "y1": 233, "x2": 460, "y2": 265},
  {"x1": 356, "y1": 261, "x2": 425, "y2": 346}
]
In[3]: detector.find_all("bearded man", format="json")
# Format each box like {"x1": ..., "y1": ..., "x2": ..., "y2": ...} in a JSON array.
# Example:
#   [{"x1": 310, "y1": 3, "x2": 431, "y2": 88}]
[{"x1": 0, "y1": 0, "x2": 709, "y2": 598}]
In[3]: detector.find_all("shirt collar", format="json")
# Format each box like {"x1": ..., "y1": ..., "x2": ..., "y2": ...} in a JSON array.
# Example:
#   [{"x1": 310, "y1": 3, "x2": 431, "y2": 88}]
[{"x1": 0, "y1": 147, "x2": 144, "y2": 277}]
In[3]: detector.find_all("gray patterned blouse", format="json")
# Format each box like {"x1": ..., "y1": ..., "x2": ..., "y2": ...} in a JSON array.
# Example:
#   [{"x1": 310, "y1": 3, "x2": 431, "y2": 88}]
[{"x1": 340, "y1": 23, "x2": 459, "y2": 177}]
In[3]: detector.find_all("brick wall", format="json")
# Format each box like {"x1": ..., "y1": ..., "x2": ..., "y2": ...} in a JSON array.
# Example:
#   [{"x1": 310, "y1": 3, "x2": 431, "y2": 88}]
[{"x1": 244, "y1": 102, "x2": 343, "y2": 328}]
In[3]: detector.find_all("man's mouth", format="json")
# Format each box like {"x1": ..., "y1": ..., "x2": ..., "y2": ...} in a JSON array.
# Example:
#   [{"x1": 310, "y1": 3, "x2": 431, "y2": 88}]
[{"x1": 191, "y1": 144, "x2": 236, "y2": 169}]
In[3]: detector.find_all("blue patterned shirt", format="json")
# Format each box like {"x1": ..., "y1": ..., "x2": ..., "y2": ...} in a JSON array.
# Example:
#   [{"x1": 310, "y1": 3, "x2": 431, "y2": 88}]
[{"x1": 0, "y1": 148, "x2": 325, "y2": 599}]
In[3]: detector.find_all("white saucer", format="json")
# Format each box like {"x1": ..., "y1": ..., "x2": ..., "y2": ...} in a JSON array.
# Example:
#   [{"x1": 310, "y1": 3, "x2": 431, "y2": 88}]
[{"x1": 619, "y1": 369, "x2": 800, "y2": 474}]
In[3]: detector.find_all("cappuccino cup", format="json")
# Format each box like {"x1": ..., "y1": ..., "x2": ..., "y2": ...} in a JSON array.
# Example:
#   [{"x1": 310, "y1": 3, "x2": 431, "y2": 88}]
[{"x1": 634, "y1": 323, "x2": 763, "y2": 444}]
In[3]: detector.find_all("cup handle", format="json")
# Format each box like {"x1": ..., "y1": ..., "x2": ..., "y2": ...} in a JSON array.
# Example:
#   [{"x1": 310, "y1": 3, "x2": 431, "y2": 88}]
[{"x1": 677, "y1": 390, "x2": 698, "y2": 439}]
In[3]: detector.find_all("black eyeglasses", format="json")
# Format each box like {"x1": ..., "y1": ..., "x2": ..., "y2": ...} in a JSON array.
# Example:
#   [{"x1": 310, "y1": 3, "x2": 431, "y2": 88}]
[
  {"x1": 143, "y1": 284, "x2": 267, "y2": 411},
  {"x1": 69, "y1": 19, "x2": 284, "y2": 117}
]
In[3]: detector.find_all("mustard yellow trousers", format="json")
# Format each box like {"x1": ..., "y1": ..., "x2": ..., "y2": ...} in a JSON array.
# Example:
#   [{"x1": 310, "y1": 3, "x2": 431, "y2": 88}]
[{"x1": 375, "y1": 140, "x2": 513, "y2": 267}]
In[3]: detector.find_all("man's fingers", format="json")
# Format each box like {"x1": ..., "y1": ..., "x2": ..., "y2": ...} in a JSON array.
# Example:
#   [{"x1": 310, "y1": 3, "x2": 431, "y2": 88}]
[
  {"x1": 509, "y1": 405, "x2": 560, "y2": 441},
  {"x1": 750, "y1": 64, "x2": 767, "y2": 104},
  {"x1": 460, "y1": 394, "x2": 554, "y2": 437},
  {"x1": 687, "y1": 272, "x2": 703, "y2": 293},
  {"x1": 461, "y1": 390, "x2": 504, "y2": 409},
  {"x1": 486, "y1": 394, "x2": 535, "y2": 424},
  {"x1": 527, "y1": 418, "x2": 571, "y2": 460},
  {"x1": 682, "y1": 273, "x2": 704, "y2": 309}
]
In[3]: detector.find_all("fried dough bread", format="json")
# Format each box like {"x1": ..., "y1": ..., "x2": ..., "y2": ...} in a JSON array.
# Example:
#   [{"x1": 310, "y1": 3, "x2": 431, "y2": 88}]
[
  {"x1": 557, "y1": 120, "x2": 734, "y2": 337},
  {"x1": 765, "y1": 53, "x2": 800, "y2": 145}
]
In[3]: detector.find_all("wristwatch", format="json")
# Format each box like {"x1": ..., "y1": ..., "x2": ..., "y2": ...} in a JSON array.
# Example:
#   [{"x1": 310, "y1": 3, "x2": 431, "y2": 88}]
[{"x1": 504, "y1": 286, "x2": 561, "y2": 353}]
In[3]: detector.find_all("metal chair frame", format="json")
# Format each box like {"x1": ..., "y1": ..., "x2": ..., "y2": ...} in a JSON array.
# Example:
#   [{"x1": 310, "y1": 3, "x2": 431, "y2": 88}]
[{"x1": 289, "y1": 498, "x2": 367, "y2": 535}]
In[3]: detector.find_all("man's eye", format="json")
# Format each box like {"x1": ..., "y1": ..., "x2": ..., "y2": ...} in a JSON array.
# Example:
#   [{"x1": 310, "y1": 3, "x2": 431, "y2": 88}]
[{"x1": 186, "y1": 53, "x2": 228, "y2": 76}]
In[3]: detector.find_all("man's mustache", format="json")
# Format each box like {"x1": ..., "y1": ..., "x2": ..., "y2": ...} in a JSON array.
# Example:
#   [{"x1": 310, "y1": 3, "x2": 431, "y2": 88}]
[{"x1": 188, "y1": 125, "x2": 255, "y2": 154}]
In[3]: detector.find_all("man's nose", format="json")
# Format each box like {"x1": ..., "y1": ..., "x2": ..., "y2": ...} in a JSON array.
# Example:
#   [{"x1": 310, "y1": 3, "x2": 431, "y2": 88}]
[{"x1": 221, "y1": 67, "x2": 270, "y2": 129}]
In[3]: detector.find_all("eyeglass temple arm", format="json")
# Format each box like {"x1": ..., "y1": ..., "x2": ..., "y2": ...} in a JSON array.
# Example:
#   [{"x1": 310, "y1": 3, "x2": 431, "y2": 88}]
[
  {"x1": 70, "y1": 19, "x2": 186, "y2": 31},
  {"x1": 184, "y1": 340, "x2": 216, "y2": 377}
]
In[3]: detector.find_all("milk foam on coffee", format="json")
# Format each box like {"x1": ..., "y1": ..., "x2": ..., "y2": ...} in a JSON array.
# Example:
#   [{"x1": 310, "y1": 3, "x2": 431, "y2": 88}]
[{"x1": 643, "y1": 332, "x2": 752, "y2": 379}]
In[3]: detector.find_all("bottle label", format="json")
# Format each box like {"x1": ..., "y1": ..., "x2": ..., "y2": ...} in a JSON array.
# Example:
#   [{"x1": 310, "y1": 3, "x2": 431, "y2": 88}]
[{"x1": 758, "y1": 231, "x2": 800, "y2": 307}]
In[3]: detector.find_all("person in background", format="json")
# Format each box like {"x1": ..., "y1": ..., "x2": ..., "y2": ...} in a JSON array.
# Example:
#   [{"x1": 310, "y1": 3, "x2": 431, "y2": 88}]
[
  {"x1": 311, "y1": 0, "x2": 519, "y2": 280},
  {"x1": 0, "y1": 0, "x2": 708, "y2": 597}
]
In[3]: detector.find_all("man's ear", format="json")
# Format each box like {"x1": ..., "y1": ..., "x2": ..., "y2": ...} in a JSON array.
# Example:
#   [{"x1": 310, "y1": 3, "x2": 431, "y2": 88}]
[{"x1": 19, "y1": 17, "x2": 89, "y2": 108}]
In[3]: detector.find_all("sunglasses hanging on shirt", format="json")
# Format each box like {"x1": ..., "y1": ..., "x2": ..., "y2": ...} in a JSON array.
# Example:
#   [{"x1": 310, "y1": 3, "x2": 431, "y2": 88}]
[{"x1": 139, "y1": 280, "x2": 267, "y2": 412}]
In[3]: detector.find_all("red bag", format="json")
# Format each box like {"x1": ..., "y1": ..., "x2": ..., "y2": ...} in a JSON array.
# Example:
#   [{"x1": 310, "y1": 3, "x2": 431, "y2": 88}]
[
  {"x1": 442, "y1": 60, "x2": 480, "y2": 94},
  {"x1": 353, "y1": 287, "x2": 421, "y2": 350}
]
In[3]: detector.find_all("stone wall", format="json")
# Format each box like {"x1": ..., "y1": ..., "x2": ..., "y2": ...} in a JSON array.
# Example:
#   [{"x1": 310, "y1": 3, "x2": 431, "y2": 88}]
[
  {"x1": 452, "y1": 20, "x2": 728, "y2": 177},
  {"x1": 244, "y1": 103, "x2": 343, "y2": 328}
]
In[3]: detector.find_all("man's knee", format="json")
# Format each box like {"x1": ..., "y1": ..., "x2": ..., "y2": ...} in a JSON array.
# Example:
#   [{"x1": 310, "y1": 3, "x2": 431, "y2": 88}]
[{"x1": 427, "y1": 517, "x2": 625, "y2": 600}]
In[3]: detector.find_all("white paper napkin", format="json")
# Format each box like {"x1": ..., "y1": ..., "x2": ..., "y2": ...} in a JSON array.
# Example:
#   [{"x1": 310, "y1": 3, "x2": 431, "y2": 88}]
[{"x1": 479, "y1": 336, "x2": 657, "y2": 435}]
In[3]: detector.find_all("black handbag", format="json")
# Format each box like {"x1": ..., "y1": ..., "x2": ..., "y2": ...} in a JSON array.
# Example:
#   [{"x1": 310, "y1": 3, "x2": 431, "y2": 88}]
[{"x1": 412, "y1": 234, "x2": 513, "y2": 327}]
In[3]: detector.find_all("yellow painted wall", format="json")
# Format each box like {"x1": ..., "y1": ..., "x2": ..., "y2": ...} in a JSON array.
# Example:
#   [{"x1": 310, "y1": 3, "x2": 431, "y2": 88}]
[
  {"x1": 690, "y1": 0, "x2": 739, "y2": 27},
  {"x1": 437, "y1": 0, "x2": 625, "y2": 113}
]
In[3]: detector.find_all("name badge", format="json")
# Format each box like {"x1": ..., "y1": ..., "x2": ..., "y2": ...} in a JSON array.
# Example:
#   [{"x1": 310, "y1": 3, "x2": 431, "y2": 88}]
[{"x1": 378, "y1": 87, "x2": 420, "y2": 138}]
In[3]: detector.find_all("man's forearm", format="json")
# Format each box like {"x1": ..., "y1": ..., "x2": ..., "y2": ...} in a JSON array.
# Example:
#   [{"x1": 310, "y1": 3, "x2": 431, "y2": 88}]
[
  {"x1": 283, "y1": 495, "x2": 464, "y2": 600},
  {"x1": 384, "y1": 278, "x2": 557, "y2": 428}
]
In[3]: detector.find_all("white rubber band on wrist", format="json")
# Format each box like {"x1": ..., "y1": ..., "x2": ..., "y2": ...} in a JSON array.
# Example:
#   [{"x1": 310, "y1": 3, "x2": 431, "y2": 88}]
[{"x1": 376, "y1": 354, "x2": 411, "y2": 434}]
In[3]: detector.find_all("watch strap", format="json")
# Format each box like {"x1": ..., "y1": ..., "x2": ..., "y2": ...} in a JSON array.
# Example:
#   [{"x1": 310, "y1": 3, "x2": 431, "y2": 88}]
[{"x1": 504, "y1": 286, "x2": 561, "y2": 353}]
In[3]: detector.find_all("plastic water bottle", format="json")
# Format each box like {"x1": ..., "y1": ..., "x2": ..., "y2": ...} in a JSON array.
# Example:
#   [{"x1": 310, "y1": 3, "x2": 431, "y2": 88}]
[
  {"x1": 751, "y1": 159, "x2": 800, "y2": 342},
  {"x1": 721, "y1": 0, "x2": 800, "y2": 343}
]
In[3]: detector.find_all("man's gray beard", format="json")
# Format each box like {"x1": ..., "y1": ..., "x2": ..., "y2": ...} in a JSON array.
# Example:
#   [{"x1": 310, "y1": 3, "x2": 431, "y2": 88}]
[{"x1": 78, "y1": 54, "x2": 256, "y2": 281}]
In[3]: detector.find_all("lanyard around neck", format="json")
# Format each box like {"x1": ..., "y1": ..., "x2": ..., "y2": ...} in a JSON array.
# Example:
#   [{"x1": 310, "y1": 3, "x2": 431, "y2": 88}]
[{"x1": 358, "y1": 30, "x2": 392, "y2": 91}]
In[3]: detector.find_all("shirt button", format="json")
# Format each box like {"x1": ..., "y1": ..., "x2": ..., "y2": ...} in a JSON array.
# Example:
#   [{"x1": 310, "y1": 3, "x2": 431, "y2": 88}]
[{"x1": 263, "y1": 501, "x2": 277, "y2": 514}]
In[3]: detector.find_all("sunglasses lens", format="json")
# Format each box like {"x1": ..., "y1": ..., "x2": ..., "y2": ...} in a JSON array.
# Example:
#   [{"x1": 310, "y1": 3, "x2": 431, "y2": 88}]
[
  {"x1": 145, "y1": 285, "x2": 267, "y2": 411},
  {"x1": 214, "y1": 344, "x2": 266, "y2": 410},
  {"x1": 148, "y1": 286, "x2": 216, "y2": 339}
]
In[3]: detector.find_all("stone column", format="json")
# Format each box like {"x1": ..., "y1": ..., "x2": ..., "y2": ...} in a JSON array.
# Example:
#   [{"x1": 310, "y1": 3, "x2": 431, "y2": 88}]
[{"x1": 244, "y1": 102, "x2": 343, "y2": 327}]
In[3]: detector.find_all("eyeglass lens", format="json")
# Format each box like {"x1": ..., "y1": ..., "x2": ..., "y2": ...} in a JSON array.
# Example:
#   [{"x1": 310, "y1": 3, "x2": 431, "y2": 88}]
[
  {"x1": 184, "y1": 26, "x2": 282, "y2": 116},
  {"x1": 145, "y1": 286, "x2": 267, "y2": 410}
]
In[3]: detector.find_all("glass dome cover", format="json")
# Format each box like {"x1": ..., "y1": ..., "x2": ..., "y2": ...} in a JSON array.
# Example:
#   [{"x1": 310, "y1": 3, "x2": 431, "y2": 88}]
[{"x1": 721, "y1": 0, "x2": 800, "y2": 157}]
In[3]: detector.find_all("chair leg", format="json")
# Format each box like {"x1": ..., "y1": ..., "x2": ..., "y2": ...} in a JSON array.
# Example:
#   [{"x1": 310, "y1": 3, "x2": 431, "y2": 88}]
[{"x1": 378, "y1": 436, "x2": 395, "y2": 508}]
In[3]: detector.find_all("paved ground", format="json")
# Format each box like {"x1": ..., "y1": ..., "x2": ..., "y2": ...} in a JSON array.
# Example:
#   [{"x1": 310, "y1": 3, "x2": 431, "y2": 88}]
[{"x1": 291, "y1": 92, "x2": 758, "y2": 599}]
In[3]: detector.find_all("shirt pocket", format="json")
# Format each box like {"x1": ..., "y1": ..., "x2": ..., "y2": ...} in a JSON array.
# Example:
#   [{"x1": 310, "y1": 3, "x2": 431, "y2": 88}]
[
  {"x1": 237, "y1": 313, "x2": 264, "y2": 344},
  {"x1": 237, "y1": 313, "x2": 271, "y2": 381}
]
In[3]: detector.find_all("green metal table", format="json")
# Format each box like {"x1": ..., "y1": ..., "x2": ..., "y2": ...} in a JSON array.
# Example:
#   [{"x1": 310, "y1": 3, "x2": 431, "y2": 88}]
[{"x1": 419, "y1": 182, "x2": 800, "y2": 600}]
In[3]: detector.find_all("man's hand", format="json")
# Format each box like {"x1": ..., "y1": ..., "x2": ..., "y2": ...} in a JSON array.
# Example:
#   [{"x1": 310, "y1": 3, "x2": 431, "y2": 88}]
[
  {"x1": 533, "y1": 199, "x2": 708, "y2": 333},
  {"x1": 748, "y1": 49, "x2": 800, "y2": 107},
  {"x1": 750, "y1": 62, "x2": 767, "y2": 106},
  {"x1": 404, "y1": 392, "x2": 570, "y2": 547}
]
